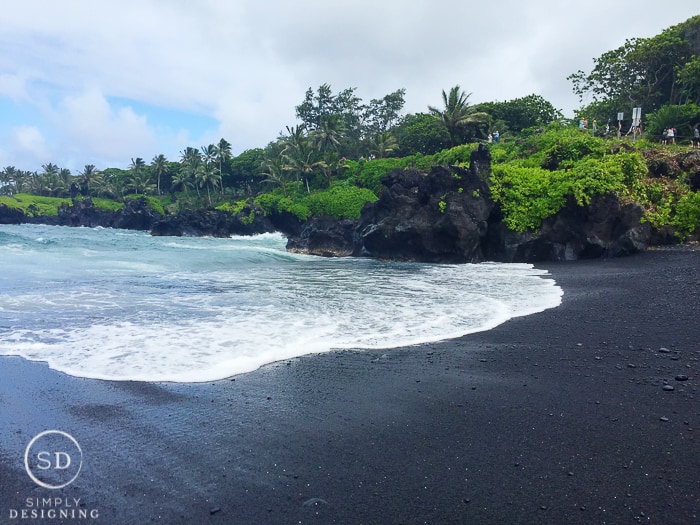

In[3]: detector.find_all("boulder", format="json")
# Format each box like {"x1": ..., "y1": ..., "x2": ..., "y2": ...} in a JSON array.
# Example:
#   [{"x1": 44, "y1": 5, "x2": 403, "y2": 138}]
[{"x1": 287, "y1": 217, "x2": 357, "y2": 257}]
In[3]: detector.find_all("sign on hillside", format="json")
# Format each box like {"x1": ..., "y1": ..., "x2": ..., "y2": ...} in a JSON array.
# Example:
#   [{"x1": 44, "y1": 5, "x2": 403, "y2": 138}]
[{"x1": 632, "y1": 107, "x2": 642, "y2": 126}]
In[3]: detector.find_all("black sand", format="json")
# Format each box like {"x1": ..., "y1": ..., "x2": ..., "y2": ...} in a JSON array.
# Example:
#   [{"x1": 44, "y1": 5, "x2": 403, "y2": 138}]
[{"x1": 1, "y1": 247, "x2": 699, "y2": 524}]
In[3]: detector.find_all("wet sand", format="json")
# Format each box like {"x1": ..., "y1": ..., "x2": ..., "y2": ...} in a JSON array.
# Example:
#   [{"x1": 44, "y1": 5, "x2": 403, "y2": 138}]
[{"x1": 1, "y1": 247, "x2": 699, "y2": 524}]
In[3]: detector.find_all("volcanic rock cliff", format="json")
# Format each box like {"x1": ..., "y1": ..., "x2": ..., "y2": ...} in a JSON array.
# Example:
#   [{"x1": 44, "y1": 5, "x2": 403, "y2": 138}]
[{"x1": 286, "y1": 144, "x2": 654, "y2": 263}]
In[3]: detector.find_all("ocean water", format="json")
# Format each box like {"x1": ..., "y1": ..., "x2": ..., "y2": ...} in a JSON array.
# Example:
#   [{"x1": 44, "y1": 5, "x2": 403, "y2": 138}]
[{"x1": 0, "y1": 224, "x2": 562, "y2": 382}]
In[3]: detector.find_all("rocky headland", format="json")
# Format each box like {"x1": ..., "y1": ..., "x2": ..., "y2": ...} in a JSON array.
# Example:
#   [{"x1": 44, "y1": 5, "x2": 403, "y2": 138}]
[{"x1": 2, "y1": 146, "x2": 696, "y2": 263}]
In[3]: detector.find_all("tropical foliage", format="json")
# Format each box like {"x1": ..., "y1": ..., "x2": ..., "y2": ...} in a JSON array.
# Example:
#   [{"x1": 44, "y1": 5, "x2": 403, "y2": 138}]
[{"x1": 569, "y1": 15, "x2": 700, "y2": 129}]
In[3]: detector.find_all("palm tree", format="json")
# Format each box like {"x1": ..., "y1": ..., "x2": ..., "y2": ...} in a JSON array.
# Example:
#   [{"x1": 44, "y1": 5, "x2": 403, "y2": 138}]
[
  {"x1": 78, "y1": 164, "x2": 99, "y2": 196},
  {"x1": 260, "y1": 156, "x2": 289, "y2": 195},
  {"x1": 150, "y1": 154, "x2": 167, "y2": 196},
  {"x1": 1, "y1": 166, "x2": 18, "y2": 194},
  {"x1": 180, "y1": 147, "x2": 203, "y2": 197},
  {"x1": 201, "y1": 144, "x2": 217, "y2": 167},
  {"x1": 12, "y1": 170, "x2": 32, "y2": 194},
  {"x1": 369, "y1": 131, "x2": 398, "y2": 158},
  {"x1": 281, "y1": 125, "x2": 326, "y2": 192},
  {"x1": 428, "y1": 85, "x2": 489, "y2": 146},
  {"x1": 171, "y1": 169, "x2": 194, "y2": 195},
  {"x1": 127, "y1": 170, "x2": 155, "y2": 195},
  {"x1": 130, "y1": 157, "x2": 146, "y2": 173},
  {"x1": 196, "y1": 162, "x2": 219, "y2": 206},
  {"x1": 215, "y1": 138, "x2": 232, "y2": 195},
  {"x1": 311, "y1": 114, "x2": 344, "y2": 152}
]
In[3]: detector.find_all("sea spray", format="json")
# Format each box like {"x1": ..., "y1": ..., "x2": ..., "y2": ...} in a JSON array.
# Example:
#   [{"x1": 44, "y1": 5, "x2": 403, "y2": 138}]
[{"x1": 0, "y1": 224, "x2": 562, "y2": 382}]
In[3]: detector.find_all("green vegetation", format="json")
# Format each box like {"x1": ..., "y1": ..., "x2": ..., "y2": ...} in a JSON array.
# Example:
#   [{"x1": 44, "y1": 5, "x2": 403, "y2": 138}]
[
  {"x1": 488, "y1": 123, "x2": 699, "y2": 237},
  {"x1": 0, "y1": 194, "x2": 71, "y2": 217},
  {"x1": 1, "y1": 16, "x2": 698, "y2": 238},
  {"x1": 252, "y1": 183, "x2": 378, "y2": 221}
]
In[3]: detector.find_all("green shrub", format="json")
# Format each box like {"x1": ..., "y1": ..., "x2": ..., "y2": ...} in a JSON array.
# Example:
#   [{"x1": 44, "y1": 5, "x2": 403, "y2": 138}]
[
  {"x1": 352, "y1": 158, "x2": 405, "y2": 194},
  {"x1": 302, "y1": 185, "x2": 378, "y2": 219},
  {"x1": 253, "y1": 192, "x2": 309, "y2": 221},
  {"x1": 433, "y1": 144, "x2": 478, "y2": 167},
  {"x1": 253, "y1": 192, "x2": 279, "y2": 215},
  {"x1": 277, "y1": 197, "x2": 310, "y2": 221},
  {"x1": 90, "y1": 197, "x2": 125, "y2": 212},
  {"x1": 490, "y1": 165, "x2": 568, "y2": 231},
  {"x1": 491, "y1": 149, "x2": 645, "y2": 232},
  {"x1": 215, "y1": 199, "x2": 249, "y2": 216},
  {"x1": 672, "y1": 191, "x2": 700, "y2": 238}
]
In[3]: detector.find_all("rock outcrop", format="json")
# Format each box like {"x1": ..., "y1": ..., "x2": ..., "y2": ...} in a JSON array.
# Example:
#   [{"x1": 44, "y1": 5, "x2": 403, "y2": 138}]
[
  {"x1": 287, "y1": 217, "x2": 357, "y2": 257},
  {"x1": 286, "y1": 140, "x2": 654, "y2": 263},
  {"x1": 57, "y1": 199, "x2": 118, "y2": 228},
  {"x1": 352, "y1": 165, "x2": 493, "y2": 262},
  {"x1": 484, "y1": 194, "x2": 651, "y2": 262},
  {"x1": 0, "y1": 203, "x2": 26, "y2": 224},
  {"x1": 288, "y1": 145, "x2": 496, "y2": 263},
  {"x1": 150, "y1": 205, "x2": 274, "y2": 237}
]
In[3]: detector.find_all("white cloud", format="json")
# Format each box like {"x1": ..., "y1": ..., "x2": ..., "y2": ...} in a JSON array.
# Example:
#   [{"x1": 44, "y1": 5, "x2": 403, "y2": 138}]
[
  {"x1": 53, "y1": 89, "x2": 158, "y2": 168},
  {"x1": 0, "y1": 74, "x2": 29, "y2": 102},
  {"x1": 0, "y1": 0, "x2": 698, "y2": 170},
  {"x1": 0, "y1": 125, "x2": 51, "y2": 169}
]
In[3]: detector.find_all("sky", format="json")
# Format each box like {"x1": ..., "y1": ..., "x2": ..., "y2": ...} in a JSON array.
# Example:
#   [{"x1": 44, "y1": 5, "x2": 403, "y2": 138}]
[{"x1": 0, "y1": 1, "x2": 698, "y2": 173}]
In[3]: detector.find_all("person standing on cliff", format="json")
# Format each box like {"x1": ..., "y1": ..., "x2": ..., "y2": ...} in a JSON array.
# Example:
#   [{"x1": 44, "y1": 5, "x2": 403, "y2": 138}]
[{"x1": 693, "y1": 126, "x2": 699, "y2": 149}]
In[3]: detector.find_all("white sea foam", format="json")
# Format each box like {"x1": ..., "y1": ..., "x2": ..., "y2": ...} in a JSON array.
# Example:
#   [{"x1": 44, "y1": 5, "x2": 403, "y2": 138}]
[{"x1": 0, "y1": 224, "x2": 562, "y2": 382}]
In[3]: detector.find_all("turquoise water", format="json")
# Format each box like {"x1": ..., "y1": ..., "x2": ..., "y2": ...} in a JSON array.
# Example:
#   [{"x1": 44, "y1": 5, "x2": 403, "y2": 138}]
[{"x1": 0, "y1": 224, "x2": 562, "y2": 382}]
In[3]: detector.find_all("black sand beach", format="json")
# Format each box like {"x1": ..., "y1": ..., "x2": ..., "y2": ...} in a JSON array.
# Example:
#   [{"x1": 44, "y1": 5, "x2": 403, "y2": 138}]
[{"x1": 1, "y1": 247, "x2": 699, "y2": 524}]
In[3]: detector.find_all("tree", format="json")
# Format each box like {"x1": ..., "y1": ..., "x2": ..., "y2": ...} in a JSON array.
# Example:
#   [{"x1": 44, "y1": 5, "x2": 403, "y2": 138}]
[
  {"x1": 196, "y1": 162, "x2": 219, "y2": 205},
  {"x1": 296, "y1": 84, "x2": 337, "y2": 129},
  {"x1": 78, "y1": 164, "x2": 100, "y2": 197},
  {"x1": 151, "y1": 154, "x2": 167, "y2": 196},
  {"x1": 127, "y1": 170, "x2": 155, "y2": 195},
  {"x1": 215, "y1": 138, "x2": 232, "y2": 194},
  {"x1": 95, "y1": 168, "x2": 128, "y2": 198},
  {"x1": 363, "y1": 89, "x2": 406, "y2": 138},
  {"x1": 677, "y1": 56, "x2": 700, "y2": 105},
  {"x1": 281, "y1": 125, "x2": 326, "y2": 192},
  {"x1": 180, "y1": 147, "x2": 203, "y2": 197},
  {"x1": 428, "y1": 86, "x2": 489, "y2": 146},
  {"x1": 369, "y1": 131, "x2": 398, "y2": 159},
  {"x1": 568, "y1": 16, "x2": 700, "y2": 113},
  {"x1": 260, "y1": 156, "x2": 289, "y2": 195},
  {"x1": 311, "y1": 114, "x2": 345, "y2": 152},
  {"x1": 34, "y1": 163, "x2": 66, "y2": 196},
  {"x1": 393, "y1": 113, "x2": 451, "y2": 156},
  {"x1": 41, "y1": 163, "x2": 59, "y2": 176},
  {"x1": 127, "y1": 157, "x2": 153, "y2": 195},
  {"x1": 295, "y1": 84, "x2": 405, "y2": 158},
  {"x1": 199, "y1": 144, "x2": 220, "y2": 200},
  {"x1": 229, "y1": 148, "x2": 265, "y2": 196},
  {"x1": 171, "y1": 169, "x2": 193, "y2": 196},
  {"x1": 477, "y1": 94, "x2": 561, "y2": 133},
  {"x1": 0, "y1": 166, "x2": 18, "y2": 195},
  {"x1": 645, "y1": 103, "x2": 700, "y2": 139}
]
